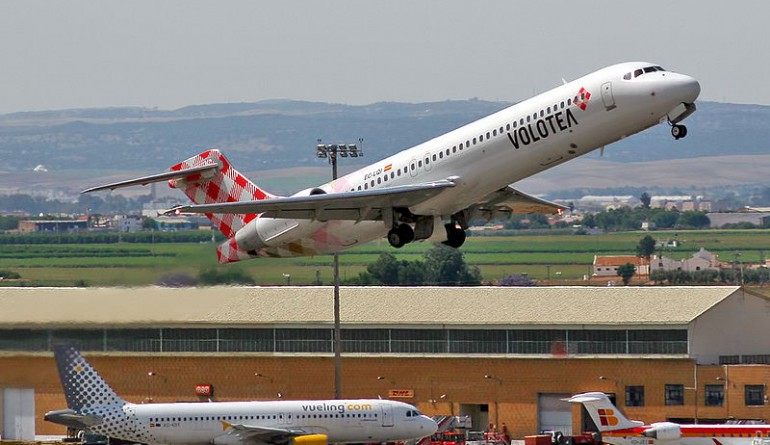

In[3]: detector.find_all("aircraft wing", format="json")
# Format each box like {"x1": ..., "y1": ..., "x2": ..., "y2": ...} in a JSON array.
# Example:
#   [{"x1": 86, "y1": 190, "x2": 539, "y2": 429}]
[
  {"x1": 470, "y1": 186, "x2": 568, "y2": 219},
  {"x1": 215, "y1": 421, "x2": 307, "y2": 445},
  {"x1": 164, "y1": 179, "x2": 456, "y2": 221}
]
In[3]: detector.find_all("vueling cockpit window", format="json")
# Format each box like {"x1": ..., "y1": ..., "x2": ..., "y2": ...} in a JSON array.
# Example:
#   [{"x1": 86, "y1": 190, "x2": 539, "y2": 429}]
[{"x1": 623, "y1": 66, "x2": 667, "y2": 80}]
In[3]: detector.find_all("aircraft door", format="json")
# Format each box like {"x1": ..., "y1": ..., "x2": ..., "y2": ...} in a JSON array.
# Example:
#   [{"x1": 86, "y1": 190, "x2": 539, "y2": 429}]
[
  {"x1": 381, "y1": 404, "x2": 394, "y2": 427},
  {"x1": 409, "y1": 159, "x2": 418, "y2": 177},
  {"x1": 601, "y1": 82, "x2": 616, "y2": 110}
]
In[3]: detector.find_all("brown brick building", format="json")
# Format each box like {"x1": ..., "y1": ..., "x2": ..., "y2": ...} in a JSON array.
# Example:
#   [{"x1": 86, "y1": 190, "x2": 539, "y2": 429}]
[{"x1": 0, "y1": 286, "x2": 769, "y2": 439}]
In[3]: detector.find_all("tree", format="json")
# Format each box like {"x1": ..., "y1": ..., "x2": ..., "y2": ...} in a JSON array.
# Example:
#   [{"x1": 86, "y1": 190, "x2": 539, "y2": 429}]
[
  {"x1": 365, "y1": 253, "x2": 402, "y2": 285},
  {"x1": 676, "y1": 211, "x2": 710, "y2": 228},
  {"x1": 617, "y1": 263, "x2": 636, "y2": 285},
  {"x1": 640, "y1": 192, "x2": 651, "y2": 209},
  {"x1": 423, "y1": 244, "x2": 481, "y2": 285},
  {"x1": 636, "y1": 235, "x2": 656, "y2": 262}
]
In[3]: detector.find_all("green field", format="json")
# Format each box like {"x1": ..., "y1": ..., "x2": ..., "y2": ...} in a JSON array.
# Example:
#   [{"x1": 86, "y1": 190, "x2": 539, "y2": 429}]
[{"x1": 1, "y1": 229, "x2": 769, "y2": 286}]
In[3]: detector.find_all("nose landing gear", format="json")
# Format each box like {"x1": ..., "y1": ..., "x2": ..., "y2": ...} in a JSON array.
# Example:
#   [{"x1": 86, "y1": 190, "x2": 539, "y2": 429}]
[{"x1": 671, "y1": 123, "x2": 688, "y2": 140}]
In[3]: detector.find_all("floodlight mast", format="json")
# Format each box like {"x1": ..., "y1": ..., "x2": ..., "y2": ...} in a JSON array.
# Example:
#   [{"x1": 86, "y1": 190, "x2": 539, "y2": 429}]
[{"x1": 315, "y1": 138, "x2": 363, "y2": 399}]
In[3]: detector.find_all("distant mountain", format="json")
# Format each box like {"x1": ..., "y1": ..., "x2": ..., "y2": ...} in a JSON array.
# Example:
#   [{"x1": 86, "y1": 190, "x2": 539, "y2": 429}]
[{"x1": 0, "y1": 99, "x2": 767, "y2": 187}]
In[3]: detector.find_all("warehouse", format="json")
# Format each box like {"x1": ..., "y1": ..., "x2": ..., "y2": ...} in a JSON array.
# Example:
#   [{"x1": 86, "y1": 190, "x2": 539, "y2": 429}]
[{"x1": 0, "y1": 286, "x2": 768, "y2": 439}]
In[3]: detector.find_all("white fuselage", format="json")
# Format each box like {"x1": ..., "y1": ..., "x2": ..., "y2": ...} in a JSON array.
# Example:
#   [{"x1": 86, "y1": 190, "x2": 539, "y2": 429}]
[
  {"x1": 88, "y1": 399, "x2": 436, "y2": 445},
  {"x1": 248, "y1": 62, "x2": 700, "y2": 256}
]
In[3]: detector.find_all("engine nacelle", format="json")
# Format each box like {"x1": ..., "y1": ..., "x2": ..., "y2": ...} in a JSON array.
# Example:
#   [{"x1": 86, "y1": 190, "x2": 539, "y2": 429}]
[
  {"x1": 293, "y1": 434, "x2": 328, "y2": 445},
  {"x1": 642, "y1": 422, "x2": 681, "y2": 441},
  {"x1": 293, "y1": 187, "x2": 328, "y2": 197}
]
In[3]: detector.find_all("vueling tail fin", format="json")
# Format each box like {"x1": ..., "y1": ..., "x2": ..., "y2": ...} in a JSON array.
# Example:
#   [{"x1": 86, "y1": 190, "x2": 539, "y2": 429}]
[
  {"x1": 168, "y1": 149, "x2": 275, "y2": 238},
  {"x1": 53, "y1": 345, "x2": 126, "y2": 411},
  {"x1": 566, "y1": 392, "x2": 644, "y2": 432}
]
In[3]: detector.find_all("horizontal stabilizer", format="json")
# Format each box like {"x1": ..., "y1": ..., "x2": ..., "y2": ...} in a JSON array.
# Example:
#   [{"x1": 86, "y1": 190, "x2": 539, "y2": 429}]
[
  {"x1": 165, "y1": 179, "x2": 456, "y2": 221},
  {"x1": 81, "y1": 162, "x2": 219, "y2": 193},
  {"x1": 44, "y1": 408, "x2": 102, "y2": 429}
]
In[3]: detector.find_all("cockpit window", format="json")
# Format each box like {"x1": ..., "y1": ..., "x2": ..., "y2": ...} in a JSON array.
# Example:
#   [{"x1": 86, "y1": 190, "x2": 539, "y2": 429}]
[{"x1": 624, "y1": 66, "x2": 667, "y2": 80}]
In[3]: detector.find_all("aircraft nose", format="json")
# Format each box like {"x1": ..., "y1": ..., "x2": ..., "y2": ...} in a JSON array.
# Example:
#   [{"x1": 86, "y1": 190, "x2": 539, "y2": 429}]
[
  {"x1": 423, "y1": 416, "x2": 439, "y2": 435},
  {"x1": 671, "y1": 73, "x2": 701, "y2": 104}
]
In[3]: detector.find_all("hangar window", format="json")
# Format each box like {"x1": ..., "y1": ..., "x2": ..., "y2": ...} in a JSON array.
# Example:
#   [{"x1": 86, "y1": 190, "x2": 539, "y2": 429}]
[
  {"x1": 705, "y1": 384, "x2": 724, "y2": 406},
  {"x1": 625, "y1": 386, "x2": 644, "y2": 407},
  {"x1": 745, "y1": 385, "x2": 765, "y2": 406},
  {"x1": 665, "y1": 384, "x2": 685, "y2": 406}
]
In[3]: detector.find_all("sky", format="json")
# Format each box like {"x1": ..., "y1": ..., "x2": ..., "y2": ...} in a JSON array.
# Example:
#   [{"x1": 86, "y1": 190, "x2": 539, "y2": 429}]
[{"x1": 1, "y1": 0, "x2": 768, "y2": 114}]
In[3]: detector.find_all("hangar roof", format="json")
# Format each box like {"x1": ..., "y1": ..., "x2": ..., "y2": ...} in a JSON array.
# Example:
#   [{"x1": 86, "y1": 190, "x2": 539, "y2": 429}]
[{"x1": 0, "y1": 286, "x2": 748, "y2": 329}]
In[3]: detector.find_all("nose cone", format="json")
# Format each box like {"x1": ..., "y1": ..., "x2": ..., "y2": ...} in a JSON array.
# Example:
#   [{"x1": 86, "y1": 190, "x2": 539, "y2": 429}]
[
  {"x1": 670, "y1": 73, "x2": 701, "y2": 104},
  {"x1": 421, "y1": 415, "x2": 439, "y2": 436}
]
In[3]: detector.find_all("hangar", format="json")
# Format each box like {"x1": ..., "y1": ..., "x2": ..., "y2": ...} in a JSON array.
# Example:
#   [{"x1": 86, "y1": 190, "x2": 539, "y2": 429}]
[{"x1": 0, "y1": 285, "x2": 768, "y2": 439}]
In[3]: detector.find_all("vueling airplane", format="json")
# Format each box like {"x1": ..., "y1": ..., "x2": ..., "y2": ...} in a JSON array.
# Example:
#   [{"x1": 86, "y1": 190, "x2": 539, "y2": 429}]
[
  {"x1": 83, "y1": 62, "x2": 700, "y2": 263},
  {"x1": 567, "y1": 392, "x2": 770, "y2": 445},
  {"x1": 45, "y1": 345, "x2": 437, "y2": 445}
]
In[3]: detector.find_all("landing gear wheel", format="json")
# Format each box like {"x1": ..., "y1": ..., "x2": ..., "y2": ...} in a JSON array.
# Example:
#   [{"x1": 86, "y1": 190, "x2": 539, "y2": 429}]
[
  {"x1": 387, "y1": 223, "x2": 414, "y2": 248},
  {"x1": 442, "y1": 224, "x2": 467, "y2": 248},
  {"x1": 671, "y1": 124, "x2": 687, "y2": 140}
]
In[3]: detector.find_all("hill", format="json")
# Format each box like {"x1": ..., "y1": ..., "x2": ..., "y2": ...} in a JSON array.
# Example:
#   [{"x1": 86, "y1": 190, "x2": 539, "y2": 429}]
[{"x1": 0, "y1": 100, "x2": 768, "y2": 196}]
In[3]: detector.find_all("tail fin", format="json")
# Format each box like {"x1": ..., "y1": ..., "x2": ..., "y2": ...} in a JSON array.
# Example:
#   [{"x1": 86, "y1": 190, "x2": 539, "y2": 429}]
[
  {"x1": 168, "y1": 149, "x2": 275, "y2": 238},
  {"x1": 566, "y1": 392, "x2": 644, "y2": 432},
  {"x1": 53, "y1": 344, "x2": 126, "y2": 411}
]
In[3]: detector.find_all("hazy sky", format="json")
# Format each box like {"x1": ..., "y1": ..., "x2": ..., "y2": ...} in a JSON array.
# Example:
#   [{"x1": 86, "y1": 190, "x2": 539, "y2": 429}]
[{"x1": 1, "y1": 0, "x2": 768, "y2": 114}]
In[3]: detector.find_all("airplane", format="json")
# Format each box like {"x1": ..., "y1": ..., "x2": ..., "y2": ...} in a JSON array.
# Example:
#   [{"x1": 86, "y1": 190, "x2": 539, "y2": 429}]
[
  {"x1": 45, "y1": 345, "x2": 438, "y2": 445},
  {"x1": 82, "y1": 62, "x2": 700, "y2": 263},
  {"x1": 566, "y1": 392, "x2": 770, "y2": 445}
]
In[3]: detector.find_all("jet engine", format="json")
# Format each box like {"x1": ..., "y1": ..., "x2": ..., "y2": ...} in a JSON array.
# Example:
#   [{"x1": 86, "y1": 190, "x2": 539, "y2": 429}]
[
  {"x1": 293, "y1": 434, "x2": 328, "y2": 445},
  {"x1": 642, "y1": 422, "x2": 681, "y2": 441}
]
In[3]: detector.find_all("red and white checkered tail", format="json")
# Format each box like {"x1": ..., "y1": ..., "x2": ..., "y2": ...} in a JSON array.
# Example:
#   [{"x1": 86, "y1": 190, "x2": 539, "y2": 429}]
[{"x1": 168, "y1": 149, "x2": 274, "y2": 239}]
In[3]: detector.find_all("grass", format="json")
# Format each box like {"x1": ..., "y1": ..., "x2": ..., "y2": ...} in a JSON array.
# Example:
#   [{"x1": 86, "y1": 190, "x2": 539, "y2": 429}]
[{"x1": 1, "y1": 229, "x2": 769, "y2": 286}]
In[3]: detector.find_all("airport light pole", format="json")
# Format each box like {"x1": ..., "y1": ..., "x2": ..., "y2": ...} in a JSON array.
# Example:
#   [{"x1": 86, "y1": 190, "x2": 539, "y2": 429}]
[{"x1": 316, "y1": 139, "x2": 363, "y2": 399}]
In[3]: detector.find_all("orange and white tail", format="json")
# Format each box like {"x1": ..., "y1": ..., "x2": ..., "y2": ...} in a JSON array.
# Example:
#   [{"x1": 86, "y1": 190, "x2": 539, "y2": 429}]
[
  {"x1": 566, "y1": 392, "x2": 644, "y2": 432},
  {"x1": 168, "y1": 149, "x2": 274, "y2": 239}
]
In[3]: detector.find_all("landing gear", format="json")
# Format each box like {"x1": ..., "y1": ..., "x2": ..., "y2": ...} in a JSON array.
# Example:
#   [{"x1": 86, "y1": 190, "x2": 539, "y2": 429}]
[
  {"x1": 671, "y1": 124, "x2": 687, "y2": 140},
  {"x1": 387, "y1": 223, "x2": 414, "y2": 248},
  {"x1": 442, "y1": 223, "x2": 467, "y2": 248}
]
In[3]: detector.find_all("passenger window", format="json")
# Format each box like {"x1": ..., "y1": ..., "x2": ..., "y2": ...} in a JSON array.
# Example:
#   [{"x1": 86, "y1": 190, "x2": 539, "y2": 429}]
[
  {"x1": 418, "y1": 160, "x2": 422, "y2": 167},
  {"x1": 493, "y1": 129, "x2": 497, "y2": 136},
  {"x1": 561, "y1": 101, "x2": 565, "y2": 108},
  {"x1": 439, "y1": 152, "x2": 443, "y2": 159},
  {"x1": 547, "y1": 107, "x2": 551, "y2": 113},
  {"x1": 391, "y1": 172, "x2": 394, "y2": 179},
  {"x1": 432, "y1": 154, "x2": 436, "y2": 161},
  {"x1": 526, "y1": 115, "x2": 530, "y2": 123},
  {"x1": 464, "y1": 141, "x2": 469, "y2": 148},
  {"x1": 506, "y1": 124, "x2": 510, "y2": 131},
  {"x1": 486, "y1": 132, "x2": 490, "y2": 138},
  {"x1": 472, "y1": 138, "x2": 477, "y2": 144},
  {"x1": 567, "y1": 98, "x2": 572, "y2": 105}
]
